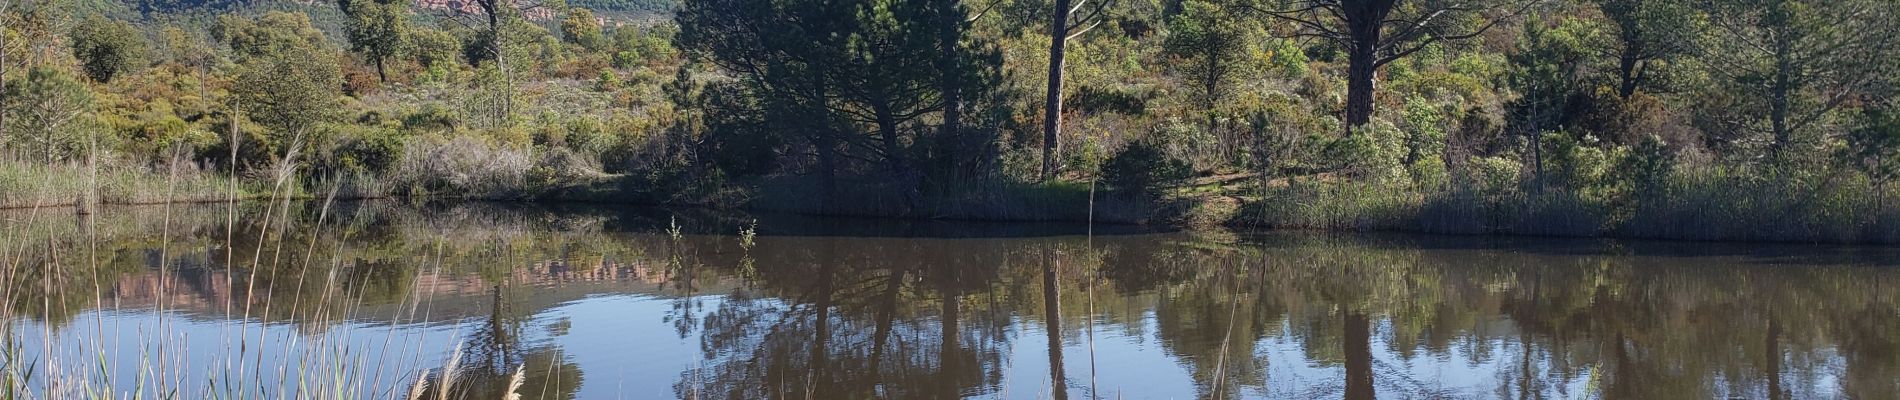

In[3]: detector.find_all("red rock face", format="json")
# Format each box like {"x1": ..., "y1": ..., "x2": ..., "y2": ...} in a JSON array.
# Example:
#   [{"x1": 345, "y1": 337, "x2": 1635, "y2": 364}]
[{"x1": 411, "y1": 0, "x2": 557, "y2": 21}]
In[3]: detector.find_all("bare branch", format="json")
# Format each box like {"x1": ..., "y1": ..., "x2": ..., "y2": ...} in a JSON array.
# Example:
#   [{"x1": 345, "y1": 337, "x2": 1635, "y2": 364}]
[
  {"x1": 966, "y1": 0, "x2": 1002, "y2": 23},
  {"x1": 1237, "y1": 1, "x2": 1347, "y2": 43},
  {"x1": 1065, "y1": 19, "x2": 1104, "y2": 41},
  {"x1": 1376, "y1": 0, "x2": 1540, "y2": 67}
]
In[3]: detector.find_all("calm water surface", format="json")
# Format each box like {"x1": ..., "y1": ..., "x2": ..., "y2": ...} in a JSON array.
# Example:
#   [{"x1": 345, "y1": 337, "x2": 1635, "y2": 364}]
[{"x1": 3, "y1": 201, "x2": 1898, "y2": 399}]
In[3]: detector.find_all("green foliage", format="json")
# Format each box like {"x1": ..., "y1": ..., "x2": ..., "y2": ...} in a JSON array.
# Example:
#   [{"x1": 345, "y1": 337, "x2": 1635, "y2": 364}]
[
  {"x1": 1067, "y1": 86, "x2": 1147, "y2": 115},
  {"x1": 1399, "y1": 96, "x2": 1451, "y2": 188},
  {"x1": 1243, "y1": 99, "x2": 1324, "y2": 181},
  {"x1": 214, "y1": 11, "x2": 328, "y2": 59},
  {"x1": 228, "y1": 12, "x2": 343, "y2": 163},
  {"x1": 608, "y1": 26, "x2": 674, "y2": 68},
  {"x1": 465, "y1": 64, "x2": 520, "y2": 128},
  {"x1": 1260, "y1": 37, "x2": 1308, "y2": 78},
  {"x1": 563, "y1": 117, "x2": 614, "y2": 155},
  {"x1": 561, "y1": 7, "x2": 606, "y2": 51},
  {"x1": 1101, "y1": 140, "x2": 1191, "y2": 198},
  {"x1": 70, "y1": 14, "x2": 149, "y2": 83},
  {"x1": 1594, "y1": 0, "x2": 1699, "y2": 96},
  {"x1": 6, "y1": 0, "x2": 1900, "y2": 241},
  {"x1": 1622, "y1": 134, "x2": 1675, "y2": 197},
  {"x1": 464, "y1": 17, "x2": 551, "y2": 70},
  {"x1": 1843, "y1": 108, "x2": 1900, "y2": 194},
  {"x1": 2, "y1": 67, "x2": 97, "y2": 162},
  {"x1": 676, "y1": 0, "x2": 1005, "y2": 185},
  {"x1": 593, "y1": 69, "x2": 620, "y2": 92},
  {"x1": 1162, "y1": 0, "x2": 1259, "y2": 119},
  {"x1": 1698, "y1": 0, "x2": 1899, "y2": 157},
  {"x1": 340, "y1": 0, "x2": 410, "y2": 81},
  {"x1": 1507, "y1": 16, "x2": 1605, "y2": 134},
  {"x1": 318, "y1": 123, "x2": 408, "y2": 173},
  {"x1": 1468, "y1": 155, "x2": 1524, "y2": 197},
  {"x1": 407, "y1": 27, "x2": 462, "y2": 70},
  {"x1": 1328, "y1": 119, "x2": 1407, "y2": 184},
  {"x1": 1540, "y1": 132, "x2": 1627, "y2": 207}
]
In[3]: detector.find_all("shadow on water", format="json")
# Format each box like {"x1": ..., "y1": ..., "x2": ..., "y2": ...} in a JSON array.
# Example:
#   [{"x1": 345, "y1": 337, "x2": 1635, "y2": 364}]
[
  {"x1": 1245, "y1": 230, "x2": 1900, "y2": 267},
  {"x1": 2, "y1": 200, "x2": 1898, "y2": 399},
  {"x1": 394, "y1": 200, "x2": 1171, "y2": 238}
]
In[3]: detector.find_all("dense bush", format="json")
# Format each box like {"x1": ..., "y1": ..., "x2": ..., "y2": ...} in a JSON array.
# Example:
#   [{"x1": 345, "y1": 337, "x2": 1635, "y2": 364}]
[{"x1": 1101, "y1": 141, "x2": 1191, "y2": 199}]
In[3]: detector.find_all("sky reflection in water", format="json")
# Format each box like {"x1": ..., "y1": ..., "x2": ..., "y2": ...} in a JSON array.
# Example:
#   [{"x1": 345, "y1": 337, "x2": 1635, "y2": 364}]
[{"x1": 4, "y1": 201, "x2": 1898, "y2": 399}]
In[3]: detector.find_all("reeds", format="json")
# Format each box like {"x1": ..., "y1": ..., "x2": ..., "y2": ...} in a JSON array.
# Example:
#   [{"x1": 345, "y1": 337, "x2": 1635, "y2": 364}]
[
  {"x1": 0, "y1": 154, "x2": 521, "y2": 399},
  {"x1": 0, "y1": 160, "x2": 270, "y2": 210},
  {"x1": 1232, "y1": 165, "x2": 1900, "y2": 243}
]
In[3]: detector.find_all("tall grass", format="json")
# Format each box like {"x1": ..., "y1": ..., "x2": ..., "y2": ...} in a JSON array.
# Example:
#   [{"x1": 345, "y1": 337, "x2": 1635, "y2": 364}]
[
  {"x1": 1620, "y1": 167, "x2": 1900, "y2": 243},
  {"x1": 0, "y1": 162, "x2": 516, "y2": 399},
  {"x1": 0, "y1": 160, "x2": 274, "y2": 209},
  {"x1": 1232, "y1": 166, "x2": 1900, "y2": 243}
]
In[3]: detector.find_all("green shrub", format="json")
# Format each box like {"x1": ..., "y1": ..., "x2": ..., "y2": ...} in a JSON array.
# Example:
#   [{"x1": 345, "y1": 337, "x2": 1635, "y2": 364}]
[
  {"x1": 400, "y1": 103, "x2": 459, "y2": 130},
  {"x1": 336, "y1": 125, "x2": 408, "y2": 173},
  {"x1": 593, "y1": 70, "x2": 621, "y2": 92},
  {"x1": 1622, "y1": 134, "x2": 1675, "y2": 199},
  {"x1": 1328, "y1": 119, "x2": 1407, "y2": 184},
  {"x1": 1468, "y1": 155, "x2": 1524, "y2": 197},
  {"x1": 565, "y1": 118, "x2": 614, "y2": 155},
  {"x1": 1101, "y1": 141, "x2": 1191, "y2": 199}
]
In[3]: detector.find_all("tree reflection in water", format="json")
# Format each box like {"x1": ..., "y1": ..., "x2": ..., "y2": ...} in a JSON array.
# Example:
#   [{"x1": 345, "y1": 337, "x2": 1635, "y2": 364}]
[{"x1": 6, "y1": 203, "x2": 1900, "y2": 399}]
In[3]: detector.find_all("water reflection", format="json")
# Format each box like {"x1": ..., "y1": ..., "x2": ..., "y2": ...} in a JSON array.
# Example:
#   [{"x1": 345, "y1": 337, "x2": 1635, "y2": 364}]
[{"x1": 3, "y1": 202, "x2": 1899, "y2": 398}]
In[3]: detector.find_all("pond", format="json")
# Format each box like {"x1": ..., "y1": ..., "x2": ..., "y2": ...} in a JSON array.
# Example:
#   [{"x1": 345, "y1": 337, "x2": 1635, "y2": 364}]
[{"x1": 2, "y1": 201, "x2": 1898, "y2": 399}]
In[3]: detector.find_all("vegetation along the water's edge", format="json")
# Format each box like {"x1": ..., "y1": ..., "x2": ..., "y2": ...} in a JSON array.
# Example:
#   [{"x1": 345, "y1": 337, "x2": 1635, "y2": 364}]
[{"x1": 3, "y1": 0, "x2": 1899, "y2": 243}]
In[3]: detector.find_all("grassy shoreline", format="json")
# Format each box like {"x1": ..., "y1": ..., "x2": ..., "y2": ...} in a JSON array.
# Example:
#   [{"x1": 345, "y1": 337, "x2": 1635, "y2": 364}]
[{"x1": 11, "y1": 161, "x2": 1898, "y2": 244}]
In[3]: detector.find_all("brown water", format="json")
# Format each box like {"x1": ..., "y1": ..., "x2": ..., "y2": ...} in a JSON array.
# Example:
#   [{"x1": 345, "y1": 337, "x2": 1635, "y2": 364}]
[{"x1": 3, "y1": 201, "x2": 1898, "y2": 399}]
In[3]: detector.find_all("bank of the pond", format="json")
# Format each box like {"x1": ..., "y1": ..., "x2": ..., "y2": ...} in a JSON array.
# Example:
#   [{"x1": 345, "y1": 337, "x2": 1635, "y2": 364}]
[
  {"x1": 10, "y1": 163, "x2": 1898, "y2": 244},
  {"x1": 1226, "y1": 176, "x2": 1900, "y2": 244}
]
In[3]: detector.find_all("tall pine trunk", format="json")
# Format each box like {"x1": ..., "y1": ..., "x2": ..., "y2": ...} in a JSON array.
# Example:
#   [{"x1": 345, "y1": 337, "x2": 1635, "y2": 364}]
[
  {"x1": 1041, "y1": 0, "x2": 1072, "y2": 181},
  {"x1": 1341, "y1": 1, "x2": 1394, "y2": 135},
  {"x1": 1769, "y1": 22, "x2": 1793, "y2": 157},
  {"x1": 1344, "y1": 20, "x2": 1380, "y2": 133},
  {"x1": 1041, "y1": 246, "x2": 1068, "y2": 400},
  {"x1": 939, "y1": 0, "x2": 967, "y2": 180}
]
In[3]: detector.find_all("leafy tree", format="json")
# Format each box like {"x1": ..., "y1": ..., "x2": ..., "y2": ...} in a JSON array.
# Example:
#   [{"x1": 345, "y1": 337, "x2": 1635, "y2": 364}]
[
  {"x1": 156, "y1": 25, "x2": 218, "y2": 69},
  {"x1": 1701, "y1": 0, "x2": 1900, "y2": 158},
  {"x1": 561, "y1": 7, "x2": 605, "y2": 51},
  {"x1": 1164, "y1": 0, "x2": 1259, "y2": 135},
  {"x1": 1243, "y1": 0, "x2": 1537, "y2": 133},
  {"x1": 446, "y1": 0, "x2": 559, "y2": 121},
  {"x1": 70, "y1": 14, "x2": 148, "y2": 83},
  {"x1": 234, "y1": 51, "x2": 342, "y2": 156},
  {"x1": 1594, "y1": 0, "x2": 1697, "y2": 98},
  {"x1": 459, "y1": 19, "x2": 549, "y2": 126},
  {"x1": 339, "y1": 0, "x2": 410, "y2": 82},
  {"x1": 406, "y1": 26, "x2": 461, "y2": 71},
  {"x1": 678, "y1": 0, "x2": 1002, "y2": 198},
  {"x1": 214, "y1": 11, "x2": 329, "y2": 59},
  {"x1": 2, "y1": 67, "x2": 94, "y2": 162},
  {"x1": 1507, "y1": 17, "x2": 1601, "y2": 140},
  {"x1": 1844, "y1": 108, "x2": 1900, "y2": 211},
  {"x1": 223, "y1": 12, "x2": 344, "y2": 163},
  {"x1": 609, "y1": 25, "x2": 676, "y2": 68}
]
